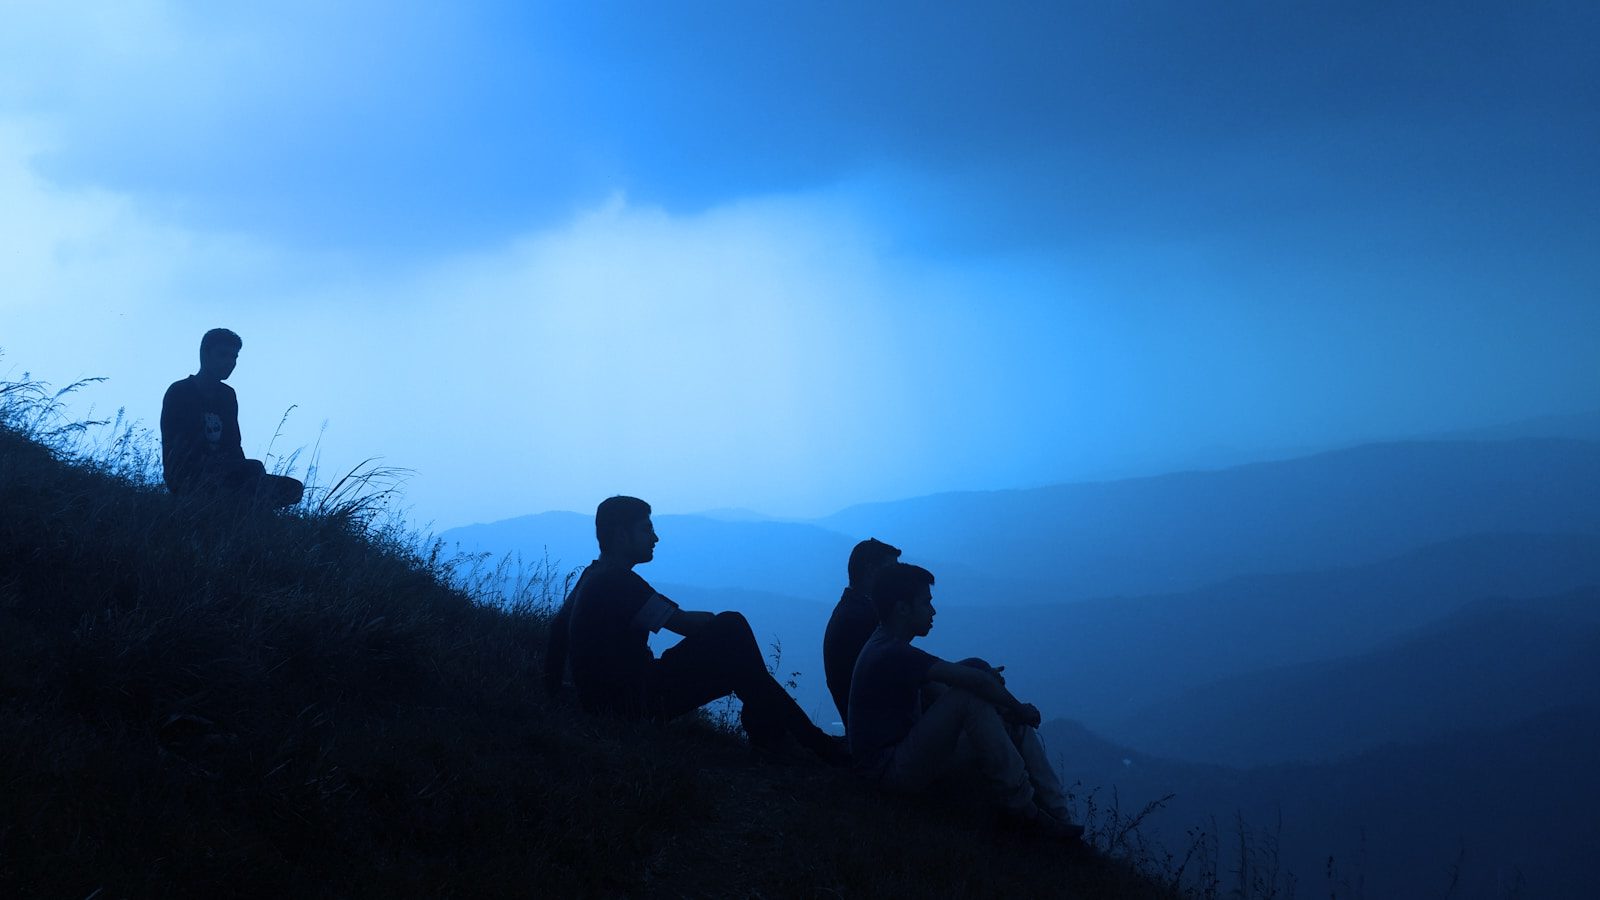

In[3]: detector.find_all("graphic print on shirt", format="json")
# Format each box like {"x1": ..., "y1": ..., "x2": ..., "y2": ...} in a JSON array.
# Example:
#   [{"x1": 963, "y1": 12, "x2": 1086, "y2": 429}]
[{"x1": 204, "y1": 412, "x2": 223, "y2": 447}]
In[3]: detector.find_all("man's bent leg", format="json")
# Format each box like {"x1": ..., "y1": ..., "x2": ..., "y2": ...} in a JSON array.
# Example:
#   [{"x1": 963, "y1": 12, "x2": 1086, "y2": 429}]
[
  {"x1": 883, "y1": 688, "x2": 1032, "y2": 811},
  {"x1": 1010, "y1": 723, "x2": 1071, "y2": 819},
  {"x1": 653, "y1": 611, "x2": 822, "y2": 750},
  {"x1": 257, "y1": 473, "x2": 304, "y2": 509}
]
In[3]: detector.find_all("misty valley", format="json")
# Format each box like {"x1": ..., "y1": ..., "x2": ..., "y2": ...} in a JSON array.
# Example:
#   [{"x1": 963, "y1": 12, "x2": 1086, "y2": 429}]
[{"x1": 445, "y1": 429, "x2": 1600, "y2": 898}]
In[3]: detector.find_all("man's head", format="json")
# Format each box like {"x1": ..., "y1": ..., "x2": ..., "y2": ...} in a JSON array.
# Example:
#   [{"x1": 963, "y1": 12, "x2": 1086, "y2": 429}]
[
  {"x1": 595, "y1": 495, "x2": 657, "y2": 565},
  {"x1": 198, "y1": 328, "x2": 242, "y2": 381},
  {"x1": 847, "y1": 538, "x2": 902, "y2": 589},
  {"x1": 871, "y1": 562, "x2": 937, "y2": 637}
]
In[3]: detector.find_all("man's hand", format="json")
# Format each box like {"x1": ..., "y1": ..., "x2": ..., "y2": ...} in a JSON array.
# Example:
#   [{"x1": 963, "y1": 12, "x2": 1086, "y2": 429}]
[{"x1": 1007, "y1": 702, "x2": 1042, "y2": 728}]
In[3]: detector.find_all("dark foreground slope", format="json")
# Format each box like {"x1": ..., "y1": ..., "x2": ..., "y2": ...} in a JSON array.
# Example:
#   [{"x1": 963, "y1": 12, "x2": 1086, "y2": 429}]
[{"x1": 0, "y1": 420, "x2": 1161, "y2": 899}]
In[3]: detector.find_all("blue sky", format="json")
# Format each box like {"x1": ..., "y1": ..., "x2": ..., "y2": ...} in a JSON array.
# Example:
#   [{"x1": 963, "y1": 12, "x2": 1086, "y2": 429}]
[{"x1": 3, "y1": 1, "x2": 1597, "y2": 527}]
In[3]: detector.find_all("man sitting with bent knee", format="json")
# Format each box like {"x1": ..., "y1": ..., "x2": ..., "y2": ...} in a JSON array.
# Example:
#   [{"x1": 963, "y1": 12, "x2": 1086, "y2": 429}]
[
  {"x1": 544, "y1": 496, "x2": 847, "y2": 765},
  {"x1": 848, "y1": 562, "x2": 1082, "y2": 839},
  {"x1": 160, "y1": 327, "x2": 303, "y2": 508}
]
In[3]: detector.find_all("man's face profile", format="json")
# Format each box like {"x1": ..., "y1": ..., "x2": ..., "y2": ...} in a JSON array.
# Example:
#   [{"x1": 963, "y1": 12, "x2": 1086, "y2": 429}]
[
  {"x1": 201, "y1": 344, "x2": 239, "y2": 381},
  {"x1": 622, "y1": 516, "x2": 659, "y2": 565}
]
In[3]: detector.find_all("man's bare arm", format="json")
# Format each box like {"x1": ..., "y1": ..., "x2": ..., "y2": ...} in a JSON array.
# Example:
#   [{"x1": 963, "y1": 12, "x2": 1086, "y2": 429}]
[{"x1": 663, "y1": 608, "x2": 717, "y2": 636}]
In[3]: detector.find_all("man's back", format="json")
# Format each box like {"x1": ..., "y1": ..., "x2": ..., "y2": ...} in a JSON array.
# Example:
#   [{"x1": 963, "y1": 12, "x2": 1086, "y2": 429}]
[
  {"x1": 566, "y1": 563, "x2": 659, "y2": 715},
  {"x1": 847, "y1": 627, "x2": 939, "y2": 765},
  {"x1": 823, "y1": 586, "x2": 878, "y2": 724}
]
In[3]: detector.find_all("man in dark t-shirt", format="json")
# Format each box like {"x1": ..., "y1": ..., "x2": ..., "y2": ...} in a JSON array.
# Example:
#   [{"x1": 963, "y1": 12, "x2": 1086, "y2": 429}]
[
  {"x1": 160, "y1": 328, "x2": 302, "y2": 508},
  {"x1": 822, "y1": 538, "x2": 901, "y2": 727},
  {"x1": 544, "y1": 496, "x2": 847, "y2": 764},
  {"x1": 848, "y1": 562, "x2": 1082, "y2": 841}
]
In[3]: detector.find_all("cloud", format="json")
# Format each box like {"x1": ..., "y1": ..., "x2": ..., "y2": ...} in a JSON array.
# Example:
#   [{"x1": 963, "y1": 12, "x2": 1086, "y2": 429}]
[
  {"x1": 10, "y1": 2, "x2": 1596, "y2": 261},
  {"x1": 0, "y1": 117, "x2": 1037, "y2": 523},
  {"x1": 5, "y1": 4, "x2": 1597, "y2": 528}
]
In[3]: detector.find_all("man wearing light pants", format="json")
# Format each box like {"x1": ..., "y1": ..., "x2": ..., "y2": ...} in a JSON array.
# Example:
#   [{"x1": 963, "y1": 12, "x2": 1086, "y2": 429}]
[{"x1": 847, "y1": 562, "x2": 1082, "y2": 840}]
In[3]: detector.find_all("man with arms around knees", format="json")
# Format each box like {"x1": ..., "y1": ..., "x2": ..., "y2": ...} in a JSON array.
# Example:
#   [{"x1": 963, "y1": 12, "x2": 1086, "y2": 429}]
[
  {"x1": 160, "y1": 328, "x2": 303, "y2": 508},
  {"x1": 544, "y1": 496, "x2": 847, "y2": 765},
  {"x1": 823, "y1": 538, "x2": 901, "y2": 728},
  {"x1": 848, "y1": 562, "x2": 1082, "y2": 839}
]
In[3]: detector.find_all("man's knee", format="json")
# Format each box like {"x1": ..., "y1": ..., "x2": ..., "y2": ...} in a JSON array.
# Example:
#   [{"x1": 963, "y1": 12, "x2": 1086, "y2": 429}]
[
  {"x1": 273, "y1": 475, "x2": 304, "y2": 507},
  {"x1": 934, "y1": 687, "x2": 989, "y2": 717},
  {"x1": 711, "y1": 610, "x2": 754, "y2": 639}
]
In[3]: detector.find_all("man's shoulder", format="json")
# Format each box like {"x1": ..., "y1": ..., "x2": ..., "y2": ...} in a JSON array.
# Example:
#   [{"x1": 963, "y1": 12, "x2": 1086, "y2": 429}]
[
  {"x1": 862, "y1": 630, "x2": 939, "y2": 665},
  {"x1": 858, "y1": 628, "x2": 903, "y2": 660},
  {"x1": 576, "y1": 564, "x2": 652, "y2": 600},
  {"x1": 829, "y1": 587, "x2": 875, "y2": 623},
  {"x1": 163, "y1": 376, "x2": 234, "y2": 402}
]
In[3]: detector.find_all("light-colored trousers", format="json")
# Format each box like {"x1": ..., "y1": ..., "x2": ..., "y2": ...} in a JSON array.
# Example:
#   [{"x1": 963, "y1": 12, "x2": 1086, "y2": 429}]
[{"x1": 880, "y1": 687, "x2": 1069, "y2": 817}]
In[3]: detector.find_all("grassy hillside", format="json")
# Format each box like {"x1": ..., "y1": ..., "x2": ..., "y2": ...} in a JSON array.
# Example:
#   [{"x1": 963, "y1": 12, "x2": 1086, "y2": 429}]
[{"x1": 0, "y1": 382, "x2": 1169, "y2": 899}]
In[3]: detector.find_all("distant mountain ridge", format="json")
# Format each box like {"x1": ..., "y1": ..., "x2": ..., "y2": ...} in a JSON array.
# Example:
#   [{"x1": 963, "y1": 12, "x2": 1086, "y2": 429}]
[
  {"x1": 624, "y1": 532, "x2": 1600, "y2": 740},
  {"x1": 440, "y1": 511, "x2": 1033, "y2": 607},
  {"x1": 820, "y1": 438, "x2": 1600, "y2": 600},
  {"x1": 1111, "y1": 586, "x2": 1600, "y2": 766},
  {"x1": 900, "y1": 531, "x2": 1600, "y2": 737},
  {"x1": 446, "y1": 438, "x2": 1600, "y2": 608}
]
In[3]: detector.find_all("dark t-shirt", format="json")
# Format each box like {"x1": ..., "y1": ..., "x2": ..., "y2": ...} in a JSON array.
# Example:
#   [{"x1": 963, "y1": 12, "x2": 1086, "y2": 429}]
[
  {"x1": 160, "y1": 375, "x2": 244, "y2": 494},
  {"x1": 847, "y1": 626, "x2": 940, "y2": 769},
  {"x1": 822, "y1": 586, "x2": 878, "y2": 726},
  {"x1": 562, "y1": 563, "x2": 679, "y2": 715}
]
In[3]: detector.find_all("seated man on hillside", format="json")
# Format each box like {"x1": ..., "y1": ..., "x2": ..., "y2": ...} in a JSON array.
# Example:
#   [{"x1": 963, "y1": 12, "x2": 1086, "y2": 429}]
[
  {"x1": 160, "y1": 328, "x2": 303, "y2": 508},
  {"x1": 849, "y1": 562, "x2": 1082, "y2": 840},
  {"x1": 822, "y1": 537, "x2": 902, "y2": 727},
  {"x1": 544, "y1": 496, "x2": 847, "y2": 765}
]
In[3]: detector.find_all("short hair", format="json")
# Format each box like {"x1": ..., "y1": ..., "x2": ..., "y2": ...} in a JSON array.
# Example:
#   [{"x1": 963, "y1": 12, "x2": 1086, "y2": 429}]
[
  {"x1": 200, "y1": 328, "x2": 242, "y2": 359},
  {"x1": 847, "y1": 538, "x2": 902, "y2": 587},
  {"x1": 595, "y1": 495, "x2": 651, "y2": 552},
  {"x1": 870, "y1": 563, "x2": 935, "y2": 622}
]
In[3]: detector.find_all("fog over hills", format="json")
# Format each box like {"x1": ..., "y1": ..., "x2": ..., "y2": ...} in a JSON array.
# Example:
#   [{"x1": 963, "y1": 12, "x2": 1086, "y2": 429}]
[
  {"x1": 444, "y1": 438, "x2": 1600, "y2": 738},
  {"x1": 925, "y1": 532, "x2": 1600, "y2": 733},
  {"x1": 820, "y1": 438, "x2": 1600, "y2": 600},
  {"x1": 445, "y1": 438, "x2": 1600, "y2": 607},
  {"x1": 441, "y1": 511, "x2": 1033, "y2": 611},
  {"x1": 634, "y1": 532, "x2": 1600, "y2": 738},
  {"x1": 1112, "y1": 586, "x2": 1600, "y2": 767},
  {"x1": 427, "y1": 433, "x2": 1600, "y2": 895}
]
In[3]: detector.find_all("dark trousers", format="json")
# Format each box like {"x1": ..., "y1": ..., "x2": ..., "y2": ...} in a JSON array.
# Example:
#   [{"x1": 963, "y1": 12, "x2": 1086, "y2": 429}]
[
  {"x1": 649, "y1": 611, "x2": 825, "y2": 750},
  {"x1": 225, "y1": 459, "x2": 304, "y2": 508},
  {"x1": 174, "y1": 459, "x2": 303, "y2": 509}
]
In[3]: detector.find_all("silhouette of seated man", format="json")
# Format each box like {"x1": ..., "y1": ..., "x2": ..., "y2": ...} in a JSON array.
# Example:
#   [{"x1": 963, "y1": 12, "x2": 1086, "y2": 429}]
[
  {"x1": 160, "y1": 328, "x2": 303, "y2": 508},
  {"x1": 823, "y1": 537, "x2": 902, "y2": 728},
  {"x1": 544, "y1": 496, "x2": 847, "y2": 764},
  {"x1": 848, "y1": 562, "x2": 1083, "y2": 839}
]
